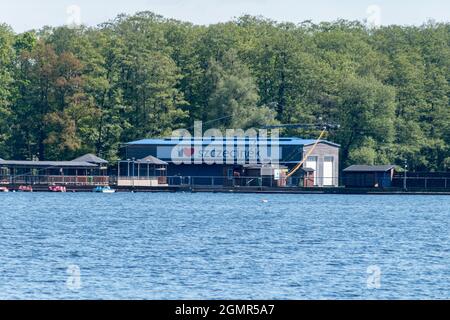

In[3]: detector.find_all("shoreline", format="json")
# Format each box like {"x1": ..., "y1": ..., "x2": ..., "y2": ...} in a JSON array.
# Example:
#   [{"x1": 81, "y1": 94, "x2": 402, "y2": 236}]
[{"x1": 2, "y1": 185, "x2": 450, "y2": 195}]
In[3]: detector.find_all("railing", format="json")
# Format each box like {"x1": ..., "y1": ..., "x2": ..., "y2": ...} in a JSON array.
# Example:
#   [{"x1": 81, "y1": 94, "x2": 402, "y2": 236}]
[
  {"x1": 116, "y1": 176, "x2": 166, "y2": 180},
  {"x1": 165, "y1": 176, "x2": 339, "y2": 188},
  {"x1": 116, "y1": 176, "x2": 168, "y2": 187},
  {"x1": 392, "y1": 176, "x2": 450, "y2": 190},
  {"x1": 2, "y1": 174, "x2": 448, "y2": 190},
  {"x1": 165, "y1": 176, "x2": 450, "y2": 190},
  {"x1": 0, "y1": 175, "x2": 110, "y2": 186}
]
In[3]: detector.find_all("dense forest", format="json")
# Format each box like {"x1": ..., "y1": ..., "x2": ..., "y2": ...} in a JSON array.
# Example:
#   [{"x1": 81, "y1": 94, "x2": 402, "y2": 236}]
[{"x1": 0, "y1": 12, "x2": 449, "y2": 170}]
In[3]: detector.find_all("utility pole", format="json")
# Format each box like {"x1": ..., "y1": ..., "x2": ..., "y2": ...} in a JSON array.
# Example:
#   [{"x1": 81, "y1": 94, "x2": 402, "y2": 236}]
[{"x1": 403, "y1": 159, "x2": 408, "y2": 191}]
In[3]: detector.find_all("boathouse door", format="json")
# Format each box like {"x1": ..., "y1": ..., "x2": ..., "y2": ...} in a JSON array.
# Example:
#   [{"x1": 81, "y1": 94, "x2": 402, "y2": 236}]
[
  {"x1": 305, "y1": 156, "x2": 318, "y2": 186},
  {"x1": 323, "y1": 156, "x2": 334, "y2": 186}
]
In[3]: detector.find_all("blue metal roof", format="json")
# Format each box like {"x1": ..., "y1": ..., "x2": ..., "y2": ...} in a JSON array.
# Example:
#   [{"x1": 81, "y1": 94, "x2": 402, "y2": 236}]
[{"x1": 127, "y1": 137, "x2": 340, "y2": 147}]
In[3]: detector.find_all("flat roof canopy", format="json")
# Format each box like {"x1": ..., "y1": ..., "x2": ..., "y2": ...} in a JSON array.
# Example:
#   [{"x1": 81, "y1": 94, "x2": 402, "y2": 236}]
[{"x1": 344, "y1": 165, "x2": 397, "y2": 172}]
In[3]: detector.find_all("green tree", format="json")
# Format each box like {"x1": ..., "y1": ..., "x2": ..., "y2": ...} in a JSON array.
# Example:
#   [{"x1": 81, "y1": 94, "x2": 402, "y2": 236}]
[
  {"x1": 111, "y1": 13, "x2": 188, "y2": 140},
  {"x1": 0, "y1": 24, "x2": 14, "y2": 157},
  {"x1": 0, "y1": 13, "x2": 448, "y2": 170},
  {"x1": 206, "y1": 50, "x2": 277, "y2": 129},
  {"x1": 334, "y1": 75, "x2": 396, "y2": 166}
]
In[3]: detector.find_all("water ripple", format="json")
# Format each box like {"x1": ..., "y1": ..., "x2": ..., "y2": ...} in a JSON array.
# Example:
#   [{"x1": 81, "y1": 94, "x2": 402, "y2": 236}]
[{"x1": 0, "y1": 193, "x2": 449, "y2": 299}]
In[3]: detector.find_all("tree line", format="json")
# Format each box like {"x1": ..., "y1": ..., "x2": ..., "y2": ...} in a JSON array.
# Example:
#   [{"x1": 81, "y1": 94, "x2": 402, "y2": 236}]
[{"x1": 0, "y1": 12, "x2": 449, "y2": 170}]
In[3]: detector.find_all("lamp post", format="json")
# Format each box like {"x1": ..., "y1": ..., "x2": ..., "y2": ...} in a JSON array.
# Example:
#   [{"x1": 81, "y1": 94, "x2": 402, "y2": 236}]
[
  {"x1": 127, "y1": 159, "x2": 131, "y2": 178},
  {"x1": 132, "y1": 158, "x2": 135, "y2": 188},
  {"x1": 147, "y1": 160, "x2": 151, "y2": 187},
  {"x1": 403, "y1": 159, "x2": 408, "y2": 191}
]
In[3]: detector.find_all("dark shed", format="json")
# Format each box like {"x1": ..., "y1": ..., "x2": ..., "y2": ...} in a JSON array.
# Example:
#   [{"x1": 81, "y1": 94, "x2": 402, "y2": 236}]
[{"x1": 343, "y1": 165, "x2": 396, "y2": 188}]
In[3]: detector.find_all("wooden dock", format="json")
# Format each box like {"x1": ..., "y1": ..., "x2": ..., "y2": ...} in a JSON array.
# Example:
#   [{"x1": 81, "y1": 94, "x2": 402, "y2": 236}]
[{"x1": 3, "y1": 184, "x2": 450, "y2": 195}]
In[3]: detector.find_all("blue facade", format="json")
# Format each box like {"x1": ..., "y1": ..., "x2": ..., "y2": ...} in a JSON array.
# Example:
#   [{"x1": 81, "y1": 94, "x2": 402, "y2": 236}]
[{"x1": 123, "y1": 137, "x2": 340, "y2": 180}]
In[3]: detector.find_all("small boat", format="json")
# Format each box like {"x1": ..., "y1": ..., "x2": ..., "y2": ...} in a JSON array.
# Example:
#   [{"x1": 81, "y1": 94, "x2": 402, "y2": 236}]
[
  {"x1": 18, "y1": 185, "x2": 33, "y2": 192},
  {"x1": 0, "y1": 186, "x2": 9, "y2": 193},
  {"x1": 49, "y1": 186, "x2": 67, "y2": 193},
  {"x1": 93, "y1": 186, "x2": 116, "y2": 193}
]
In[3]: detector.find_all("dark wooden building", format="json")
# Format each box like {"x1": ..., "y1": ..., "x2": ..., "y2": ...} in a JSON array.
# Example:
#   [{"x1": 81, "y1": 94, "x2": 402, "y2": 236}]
[{"x1": 343, "y1": 165, "x2": 396, "y2": 188}]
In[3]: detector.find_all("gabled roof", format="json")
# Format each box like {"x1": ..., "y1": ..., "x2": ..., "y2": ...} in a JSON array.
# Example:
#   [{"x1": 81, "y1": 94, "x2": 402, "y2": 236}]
[
  {"x1": 126, "y1": 137, "x2": 340, "y2": 148},
  {"x1": 72, "y1": 154, "x2": 108, "y2": 164},
  {"x1": 137, "y1": 155, "x2": 168, "y2": 165},
  {"x1": 344, "y1": 165, "x2": 397, "y2": 172},
  {"x1": 0, "y1": 160, "x2": 97, "y2": 168}
]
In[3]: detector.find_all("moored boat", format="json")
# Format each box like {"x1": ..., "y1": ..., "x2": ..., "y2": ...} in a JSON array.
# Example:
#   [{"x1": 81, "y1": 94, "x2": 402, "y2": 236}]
[
  {"x1": 0, "y1": 186, "x2": 9, "y2": 193},
  {"x1": 93, "y1": 186, "x2": 116, "y2": 193},
  {"x1": 49, "y1": 186, "x2": 67, "y2": 193},
  {"x1": 18, "y1": 185, "x2": 33, "y2": 192}
]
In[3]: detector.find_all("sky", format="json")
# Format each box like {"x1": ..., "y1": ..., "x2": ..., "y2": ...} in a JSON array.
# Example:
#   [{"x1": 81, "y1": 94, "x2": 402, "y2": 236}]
[{"x1": 1, "y1": 0, "x2": 449, "y2": 33}]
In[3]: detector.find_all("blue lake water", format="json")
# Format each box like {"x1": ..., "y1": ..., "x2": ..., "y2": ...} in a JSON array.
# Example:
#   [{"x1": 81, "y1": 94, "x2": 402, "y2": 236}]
[{"x1": 0, "y1": 192, "x2": 449, "y2": 300}]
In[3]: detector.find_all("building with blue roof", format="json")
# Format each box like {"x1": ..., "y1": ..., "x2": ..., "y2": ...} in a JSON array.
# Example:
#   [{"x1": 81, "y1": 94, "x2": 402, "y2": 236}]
[{"x1": 121, "y1": 137, "x2": 340, "y2": 187}]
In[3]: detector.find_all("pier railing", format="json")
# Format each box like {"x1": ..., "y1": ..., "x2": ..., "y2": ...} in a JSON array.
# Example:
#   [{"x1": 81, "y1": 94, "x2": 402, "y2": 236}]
[
  {"x1": 1, "y1": 174, "x2": 449, "y2": 191},
  {"x1": 0, "y1": 175, "x2": 110, "y2": 186},
  {"x1": 165, "y1": 176, "x2": 340, "y2": 188},
  {"x1": 392, "y1": 176, "x2": 450, "y2": 190},
  {"x1": 163, "y1": 176, "x2": 450, "y2": 190}
]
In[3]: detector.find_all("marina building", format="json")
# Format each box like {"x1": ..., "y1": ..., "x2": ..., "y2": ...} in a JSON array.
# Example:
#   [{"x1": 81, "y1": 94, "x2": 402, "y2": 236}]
[{"x1": 122, "y1": 137, "x2": 340, "y2": 187}]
